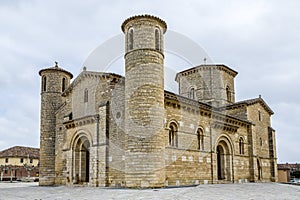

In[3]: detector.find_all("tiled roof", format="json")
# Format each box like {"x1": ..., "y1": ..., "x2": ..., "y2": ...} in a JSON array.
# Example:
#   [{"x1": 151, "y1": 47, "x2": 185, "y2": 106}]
[
  {"x1": 278, "y1": 163, "x2": 300, "y2": 170},
  {"x1": 62, "y1": 70, "x2": 123, "y2": 97},
  {"x1": 219, "y1": 97, "x2": 274, "y2": 115},
  {"x1": 0, "y1": 146, "x2": 39, "y2": 159},
  {"x1": 175, "y1": 64, "x2": 238, "y2": 82},
  {"x1": 38, "y1": 63, "x2": 73, "y2": 79}
]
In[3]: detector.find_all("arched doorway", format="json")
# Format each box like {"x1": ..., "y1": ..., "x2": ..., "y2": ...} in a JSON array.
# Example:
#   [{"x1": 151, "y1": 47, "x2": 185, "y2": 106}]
[
  {"x1": 257, "y1": 159, "x2": 262, "y2": 181},
  {"x1": 73, "y1": 136, "x2": 90, "y2": 184},
  {"x1": 216, "y1": 138, "x2": 233, "y2": 182}
]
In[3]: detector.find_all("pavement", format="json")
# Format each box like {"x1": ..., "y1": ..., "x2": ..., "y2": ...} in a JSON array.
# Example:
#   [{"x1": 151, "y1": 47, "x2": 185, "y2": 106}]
[{"x1": 0, "y1": 182, "x2": 299, "y2": 200}]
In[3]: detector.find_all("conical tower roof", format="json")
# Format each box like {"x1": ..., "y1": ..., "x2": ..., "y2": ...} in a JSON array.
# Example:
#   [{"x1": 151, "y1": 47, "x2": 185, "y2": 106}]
[{"x1": 39, "y1": 62, "x2": 73, "y2": 79}]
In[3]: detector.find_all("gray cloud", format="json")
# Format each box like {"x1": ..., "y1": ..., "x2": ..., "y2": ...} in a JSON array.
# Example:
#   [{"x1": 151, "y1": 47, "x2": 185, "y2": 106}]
[{"x1": 0, "y1": 0, "x2": 299, "y2": 163}]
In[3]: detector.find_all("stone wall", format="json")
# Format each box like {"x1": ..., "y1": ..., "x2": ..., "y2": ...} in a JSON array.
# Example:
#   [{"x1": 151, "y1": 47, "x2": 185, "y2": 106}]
[
  {"x1": 164, "y1": 95, "x2": 253, "y2": 186},
  {"x1": 176, "y1": 65, "x2": 237, "y2": 105},
  {"x1": 247, "y1": 103, "x2": 276, "y2": 182}
]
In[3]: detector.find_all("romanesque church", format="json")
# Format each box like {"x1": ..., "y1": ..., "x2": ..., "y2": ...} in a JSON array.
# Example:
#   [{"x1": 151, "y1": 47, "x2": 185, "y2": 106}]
[{"x1": 39, "y1": 15, "x2": 277, "y2": 187}]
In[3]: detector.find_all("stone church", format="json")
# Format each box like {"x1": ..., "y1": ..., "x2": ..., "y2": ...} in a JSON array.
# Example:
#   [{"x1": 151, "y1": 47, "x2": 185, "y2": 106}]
[{"x1": 39, "y1": 15, "x2": 277, "y2": 188}]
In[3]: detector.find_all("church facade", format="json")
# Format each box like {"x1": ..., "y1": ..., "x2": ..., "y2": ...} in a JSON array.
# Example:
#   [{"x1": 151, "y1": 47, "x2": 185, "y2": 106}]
[{"x1": 38, "y1": 15, "x2": 277, "y2": 188}]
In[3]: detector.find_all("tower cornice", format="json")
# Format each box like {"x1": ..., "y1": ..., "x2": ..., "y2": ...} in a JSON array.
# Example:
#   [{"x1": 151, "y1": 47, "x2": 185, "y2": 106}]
[{"x1": 121, "y1": 14, "x2": 167, "y2": 33}]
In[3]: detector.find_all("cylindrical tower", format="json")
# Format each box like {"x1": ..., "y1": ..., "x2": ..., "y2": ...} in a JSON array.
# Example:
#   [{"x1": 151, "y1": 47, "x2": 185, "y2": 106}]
[
  {"x1": 38, "y1": 62, "x2": 72, "y2": 186},
  {"x1": 122, "y1": 15, "x2": 167, "y2": 188}
]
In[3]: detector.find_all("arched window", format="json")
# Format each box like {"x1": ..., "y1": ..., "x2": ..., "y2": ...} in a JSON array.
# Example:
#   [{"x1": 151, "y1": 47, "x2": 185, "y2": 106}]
[
  {"x1": 189, "y1": 88, "x2": 195, "y2": 100},
  {"x1": 128, "y1": 28, "x2": 134, "y2": 51},
  {"x1": 226, "y1": 86, "x2": 231, "y2": 102},
  {"x1": 84, "y1": 89, "x2": 88, "y2": 103},
  {"x1": 197, "y1": 128, "x2": 204, "y2": 150},
  {"x1": 239, "y1": 137, "x2": 244, "y2": 154},
  {"x1": 42, "y1": 76, "x2": 47, "y2": 92},
  {"x1": 62, "y1": 77, "x2": 66, "y2": 92},
  {"x1": 258, "y1": 110, "x2": 261, "y2": 121},
  {"x1": 169, "y1": 122, "x2": 178, "y2": 147},
  {"x1": 155, "y1": 28, "x2": 160, "y2": 51}
]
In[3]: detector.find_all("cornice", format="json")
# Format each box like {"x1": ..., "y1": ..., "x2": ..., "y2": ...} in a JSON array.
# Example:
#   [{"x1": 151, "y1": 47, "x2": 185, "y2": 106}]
[
  {"x1": 121, "y1": 14, "x2": 167, "y2": 33},
  {"x1": 175, "y1": 64, "x2": 238, "y2": 82}
]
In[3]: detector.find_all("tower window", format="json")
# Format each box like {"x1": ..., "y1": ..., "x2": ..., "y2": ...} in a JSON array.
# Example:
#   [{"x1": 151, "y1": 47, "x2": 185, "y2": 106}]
[
  {"x1": 128, "y1": 28, "x2": 134, "y2": 51},
  {"x1": 62, "y1": 77, "x2": 66, "y2": 92},
  {"x1": 169, "y1": 122, "x2": 178, "y2": 147},
  {"x1": 258, "y1": 111, "x2": 261, "y2": 121},
  {"x1": 239, "y1": 137, "x2": 244, "y2": 154},
  {"x1": 260, "y1": 137, "x2": 263, "y2": 147},
  {"x1": 42, "y1": 76, "x2": 47, "y2": 92},
  {"x1": 68, "y1": 112, "x2": 73, "y2": 120},
  {"x1": 84, "y1": 89, "x2": 88, "y2": 103},
  {"x1": 226, "y1": 86, "x2": 231, "y2": 102},
  {"x1": 5, "y1": 158, "x2": 8, "y2": 163},
  {"x1": 189, "y1": 88, "x2": 195, "y2": 100},
  {"x1": 155, "y1": 28, "x2": 160, "y2": 51},
  {"x1": 197, "y1": 128, "x2": 204, "y2": 150},
  {"x1": 20, "y1": 158, "x2": 24, "y2": 163}
]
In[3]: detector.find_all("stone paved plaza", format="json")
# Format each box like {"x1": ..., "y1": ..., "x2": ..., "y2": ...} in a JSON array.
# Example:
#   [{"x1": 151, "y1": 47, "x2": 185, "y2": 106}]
[{"x1": 0, "y1": 182, "x2": 299, "y2": 200}]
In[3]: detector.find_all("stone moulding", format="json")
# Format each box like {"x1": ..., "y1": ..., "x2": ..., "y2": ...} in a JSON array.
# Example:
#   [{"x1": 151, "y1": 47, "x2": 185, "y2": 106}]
[{"x1": 63, "y1": 114, "x2": 99, "y2": 129}]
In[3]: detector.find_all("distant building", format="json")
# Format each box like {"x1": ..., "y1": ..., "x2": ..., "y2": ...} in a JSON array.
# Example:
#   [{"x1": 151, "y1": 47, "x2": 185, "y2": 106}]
[
  {"x1": 278, "y1": 163, "x2": 300, "y2": 182},
  {"x1": 0, "y1": 146, "x2": 39, "y2": 181}
]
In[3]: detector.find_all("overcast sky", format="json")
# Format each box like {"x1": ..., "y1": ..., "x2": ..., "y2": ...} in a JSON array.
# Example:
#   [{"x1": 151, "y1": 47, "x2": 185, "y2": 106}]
[{"x1": 0, "y1": 0, "x2": 299, "y2": 163}]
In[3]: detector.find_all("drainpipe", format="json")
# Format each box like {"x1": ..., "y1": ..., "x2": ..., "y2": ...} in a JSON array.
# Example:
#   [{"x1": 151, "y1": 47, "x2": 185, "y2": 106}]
[
  {"x1": 209, "y1": 65, "x2": 213, "y2": 102},
  {"x1": 210, "y1": 125, "x2": 213, "y2": 184},
  {"x1": 231, "y1": 147, "x2": 234, "y2": 183},
  {"x1": 105, "y1": 101, "x2": 110, "y2": 186},
  {"x1": 96, "y1": 114, "x2": 100, "y2": 187}
]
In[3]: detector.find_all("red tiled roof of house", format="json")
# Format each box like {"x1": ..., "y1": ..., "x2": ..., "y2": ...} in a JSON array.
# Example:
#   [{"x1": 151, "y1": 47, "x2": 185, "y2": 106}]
[
  {"x1": 278, "y1": 163, "x2": 300, "y2": 170},
  {"x1": 0, "y1": 146, "x2": 39, "y2": 159}
]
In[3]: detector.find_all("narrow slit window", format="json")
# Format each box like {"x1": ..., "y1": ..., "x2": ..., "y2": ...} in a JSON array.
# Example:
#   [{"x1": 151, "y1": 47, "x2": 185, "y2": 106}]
[
  {"x1": 260, "y1": 137, "x2": 263, "y2": 146},
  {"x1": 226, "y1": 86, "x2": 231, "y2": 101},
  {"x1": 197, "y1": 128, "x2": 204, "y2": 150},
  {"x1": 189, "y1": 88, "x2": 195, "y2": 99},
  {"x1": 128, "y1": 28, "x2": 133, "y2": 50},
  {"x1": 239, "y1": 137, "x2": 244, "y2": 154},
  {"x1": 62, "y1": 77, "x2": 66, "y2": 92},
  {"x1": 84, "y1": 89, "x2": 88, "y2": 103},
  {"x1": 155, "y1": 28, "x2": 160, "y2": 51},
  {"x1": 42, "y1": 76, "x2": 47, "y2": 92}
]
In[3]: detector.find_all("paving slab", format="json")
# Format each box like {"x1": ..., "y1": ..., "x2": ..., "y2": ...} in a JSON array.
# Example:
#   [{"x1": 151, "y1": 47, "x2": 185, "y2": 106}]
[{"x1": 0, "y1": 182, "x2": 299, "y2": 200}]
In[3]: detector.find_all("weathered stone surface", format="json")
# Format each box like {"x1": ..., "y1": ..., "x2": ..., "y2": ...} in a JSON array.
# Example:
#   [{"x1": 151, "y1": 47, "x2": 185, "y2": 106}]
[{"x1": 38, "y1": 15, "x2": 277, "y2": 188}]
